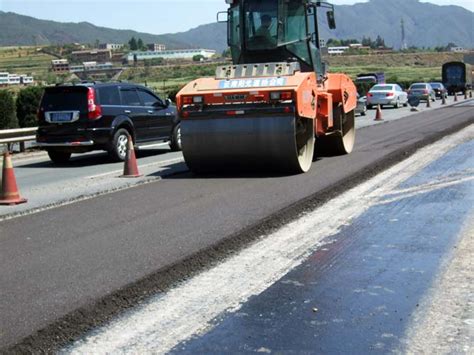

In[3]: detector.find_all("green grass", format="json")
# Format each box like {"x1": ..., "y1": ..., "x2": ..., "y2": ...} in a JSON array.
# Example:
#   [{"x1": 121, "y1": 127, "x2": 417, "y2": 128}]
[
  {"x1": 132, "y1": 64, "x2": 441, "y2": 97},
  {"x1": 122, "y1": 57, "x2": 442, "y2": 96},
  {"x1": 0, "y1": 46, "x2": 56, "y2": 80},
  {"x1": 0, "y1": 48, "x2": 445, "y2": 93},
  {"x1": 330, "y1": 65, "x2": 441, "y2": 83}
]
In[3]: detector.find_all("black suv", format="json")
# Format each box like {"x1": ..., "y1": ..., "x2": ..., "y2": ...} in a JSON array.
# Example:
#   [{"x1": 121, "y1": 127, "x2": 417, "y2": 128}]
[{"x1": 37, "y1": 82, "x2": 180, "y2": 163}]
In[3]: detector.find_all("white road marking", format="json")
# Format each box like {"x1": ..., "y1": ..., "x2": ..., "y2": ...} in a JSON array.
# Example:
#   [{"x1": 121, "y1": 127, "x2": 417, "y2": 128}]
[{"x1": 66, "y1": 125, "x2": 474, "y2": 354}]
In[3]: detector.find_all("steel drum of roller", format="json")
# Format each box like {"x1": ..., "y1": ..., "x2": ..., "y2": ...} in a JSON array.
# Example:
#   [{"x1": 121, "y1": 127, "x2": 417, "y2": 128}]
[{"x1": 181, "y1": 114, "x2": 315, "y2": 174}]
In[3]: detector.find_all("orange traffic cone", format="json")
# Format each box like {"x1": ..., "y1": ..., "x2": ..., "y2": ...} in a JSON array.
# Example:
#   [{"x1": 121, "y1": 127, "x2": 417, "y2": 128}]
[
  {"x1": 374, "y1": 104, "x2": 383, "y2": 121},
  {"x1": 0, "y1": 152, "x2": 27, "y2": 206},
  {"x1": 121, "y1": 135, "x2": 141, "y2": 178}
]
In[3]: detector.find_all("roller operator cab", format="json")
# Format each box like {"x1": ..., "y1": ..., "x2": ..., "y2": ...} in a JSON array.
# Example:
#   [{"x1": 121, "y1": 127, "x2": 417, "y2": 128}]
[{"x1": 177, "y1": 0, "x2": 357, "y2": 174}]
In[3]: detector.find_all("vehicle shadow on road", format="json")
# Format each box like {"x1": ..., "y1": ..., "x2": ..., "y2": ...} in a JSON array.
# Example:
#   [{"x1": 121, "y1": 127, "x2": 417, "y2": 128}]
[
  {"x1": 135, "y1": 149, "x2": 171, "y2": 159},
  {"x1": 161, "y1": 158, "x2": 324, "y2": 180}
]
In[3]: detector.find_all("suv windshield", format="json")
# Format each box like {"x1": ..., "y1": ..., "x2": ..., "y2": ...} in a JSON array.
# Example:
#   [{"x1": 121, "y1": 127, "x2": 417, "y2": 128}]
[{"x1": 430, "y1": 83, "x2": 442, "y2": 89}]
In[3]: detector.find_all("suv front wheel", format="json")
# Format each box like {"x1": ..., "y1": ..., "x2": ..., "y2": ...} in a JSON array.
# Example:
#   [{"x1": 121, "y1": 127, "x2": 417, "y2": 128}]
[
  {"x1": 170, "y1": 123, "x2": 182, "y2": 152},
  {"x1": 108, "y1": 128, "x2": 131, "y2": 161}
]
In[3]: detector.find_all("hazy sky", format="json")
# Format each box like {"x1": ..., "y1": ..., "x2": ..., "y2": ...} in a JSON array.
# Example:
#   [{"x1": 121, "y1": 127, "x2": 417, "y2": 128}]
[{"x1": 0, "y1": 0, "x2": 472, "y2": 34}]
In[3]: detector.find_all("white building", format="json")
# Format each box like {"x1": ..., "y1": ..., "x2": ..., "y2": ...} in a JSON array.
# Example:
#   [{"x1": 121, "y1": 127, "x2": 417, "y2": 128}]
[
  {"x1": 0, "y1": 72, "x2": 34, "y2": 86},
  {"x1": 450, "y1": 47, "x2": 467, "y2": 53},
  {"x1": 147, "y1": 43, "x2": 166, "y2": 52},
  {"x1": 99, "y1": 43, "x2": 124, "y2": 51},
  {"x1": 70, "y1": 62, "x2": 114, "y2": 73},
  {"x1": 7, "y1": 74, "x2": 21, "y2": 85},
  {"x1": 51, "y1": 59, "x2": 70, "y2": 72},
  {"x1": 127, "y1": 49, "x2": 217, "y2": 62},
  {"x1": 327, "y1": 46, "x2": 349, "y2": 55},
  {"x1": 0, "y1": 72, "x2": 9, "y2": 86},
  {"x1": 20, "y1": 75, "x2": 34, "y2": 85}
]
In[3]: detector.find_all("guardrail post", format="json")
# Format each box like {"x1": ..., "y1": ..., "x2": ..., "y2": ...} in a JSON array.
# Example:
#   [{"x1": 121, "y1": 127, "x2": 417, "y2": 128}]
[{"x1": 19, "y1": 142, "x2": 26, "y2": 153}]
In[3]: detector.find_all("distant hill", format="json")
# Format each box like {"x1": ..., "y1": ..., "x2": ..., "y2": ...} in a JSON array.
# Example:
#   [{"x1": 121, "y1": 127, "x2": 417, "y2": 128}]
[
  {"x1": 0, "y1": 0, "x2": 472, "y2": 51},
  {"x1": 0, "y1": 11, "x2": 192, "y2": 49},
  {"x1": 323, "y1": 0, "x2": 474, "y2": 49}
]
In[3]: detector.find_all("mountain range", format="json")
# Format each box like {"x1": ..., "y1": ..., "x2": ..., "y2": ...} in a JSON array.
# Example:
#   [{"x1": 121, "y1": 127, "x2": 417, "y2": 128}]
[{"x1": 0, "y1": 0, "x2": 472, "y2": 51}]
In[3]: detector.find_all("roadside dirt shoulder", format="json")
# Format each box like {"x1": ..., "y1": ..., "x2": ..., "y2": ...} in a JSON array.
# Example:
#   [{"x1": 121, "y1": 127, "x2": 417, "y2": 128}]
[{"x1": 403, "y1": 216, "x2": 474, "y2": 354}]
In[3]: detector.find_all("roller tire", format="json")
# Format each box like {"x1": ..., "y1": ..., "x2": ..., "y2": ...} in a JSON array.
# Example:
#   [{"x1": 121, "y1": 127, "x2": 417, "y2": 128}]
[
  {"x1": 317, "y1": 107, "x2": 356, "y2": 156},
  {"x1": 293, "y1": 117, "x2": 315, "y2": 174}
]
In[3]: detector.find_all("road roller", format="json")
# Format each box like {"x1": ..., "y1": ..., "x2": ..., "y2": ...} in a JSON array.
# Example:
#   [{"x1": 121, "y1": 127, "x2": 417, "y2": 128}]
[{"x1": 176, "y1": 0, "x2": 357, "y2": 174}]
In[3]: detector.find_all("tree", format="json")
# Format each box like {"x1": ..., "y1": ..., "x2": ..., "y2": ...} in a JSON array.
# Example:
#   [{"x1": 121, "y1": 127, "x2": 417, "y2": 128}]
[
  {"x1": 129, "y1": 37, "x2": 138, "y2": 51},
  {"x1": 0, "y1": 90, "x2": 19, "y2": 129},
  {"x1": 446, "y1": 42, "x2": 458, "y2": 51},
  {"x1": 137, "y1": 38, "x2": 145, "y2": 51},
  {"x1": 193, "y1": 54, "x2": 205, "y2": 62},
  {"x1": 375, "y1": 35, "x2": 386, "y2": 48},
  {"x1": 361, "y1": 36, "x2": 372, "y2": 47},
  {"x1": 16, "y1": 86, "x2": 44, "y2": 128}
]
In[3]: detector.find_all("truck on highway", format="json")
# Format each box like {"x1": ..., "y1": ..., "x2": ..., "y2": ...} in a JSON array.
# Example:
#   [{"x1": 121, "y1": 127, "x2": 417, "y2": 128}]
[
  {"x1": 442, "y1": 61, "x2": 472, "y2": 95},
  {"x1": 176, "y1": 0, "x2": 357, "y2": 174},
  {"x1": 355, "y1": 72, "x2": 385, "y2": 85}
]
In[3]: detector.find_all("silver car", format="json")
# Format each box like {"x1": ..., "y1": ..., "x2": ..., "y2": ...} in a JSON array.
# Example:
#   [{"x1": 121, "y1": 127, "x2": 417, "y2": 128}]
[
  {"x1": 408, "y1": 83, "x2": 437, "y2": 102},
  {"x1": 367, "y1": 84, "x2": 409, "y2": 109}
]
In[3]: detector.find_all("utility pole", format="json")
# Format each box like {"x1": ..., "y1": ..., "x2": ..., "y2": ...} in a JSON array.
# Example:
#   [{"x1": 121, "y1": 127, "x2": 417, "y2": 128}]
[{"x1": 401, "y1": 18, "x2": 408, "y2": 50}]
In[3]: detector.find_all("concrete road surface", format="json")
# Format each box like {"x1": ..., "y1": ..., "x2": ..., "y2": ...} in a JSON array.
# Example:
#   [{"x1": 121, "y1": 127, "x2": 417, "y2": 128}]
[{"x1": 1, "y1": 101, "x2": 473, "y2": 352}]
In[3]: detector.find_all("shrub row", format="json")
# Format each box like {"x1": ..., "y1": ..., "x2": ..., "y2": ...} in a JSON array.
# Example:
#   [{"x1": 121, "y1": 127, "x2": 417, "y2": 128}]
[{"x1": 0, "y1": 86, "x2": 44, "y2": 130}]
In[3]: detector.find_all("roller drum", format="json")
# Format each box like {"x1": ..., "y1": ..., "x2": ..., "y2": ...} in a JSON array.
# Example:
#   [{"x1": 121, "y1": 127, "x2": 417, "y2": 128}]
[{"x1": 181, "y1": 115, "x2": 314, "y2": 174}]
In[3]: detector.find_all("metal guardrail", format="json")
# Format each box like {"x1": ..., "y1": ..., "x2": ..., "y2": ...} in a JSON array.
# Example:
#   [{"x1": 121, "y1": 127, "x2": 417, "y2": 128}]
[
  {"x1": 0, "y1": 127, "x2": 37, "y2": 152},
  {"x1": 0, "y1": 127, "x2": 37, "y2": 145}
]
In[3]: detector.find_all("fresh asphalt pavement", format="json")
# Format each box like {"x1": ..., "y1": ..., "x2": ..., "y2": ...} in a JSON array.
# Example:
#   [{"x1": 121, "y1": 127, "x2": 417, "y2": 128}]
[
  {"x1": 168, "y1": 132, "x2": 474, "y2": 354},
  {"x1": 68, "y1": 125, "x2": 474, "y2": 354},
  {"x1": 0, "y1": 98, "x2": 473, "y2": 351},
  {"x1": 0, "y1": 95, "x2": 467, "y2": 220}
]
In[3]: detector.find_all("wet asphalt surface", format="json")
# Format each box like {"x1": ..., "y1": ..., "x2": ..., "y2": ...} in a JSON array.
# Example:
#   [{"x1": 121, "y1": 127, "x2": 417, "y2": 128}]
[
  {"x1": 1, "y1": 105, "x2": 473, "y2": 351},
  {"x1": 172, "y1": 140, "x2": 473, "y2": 354}
]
